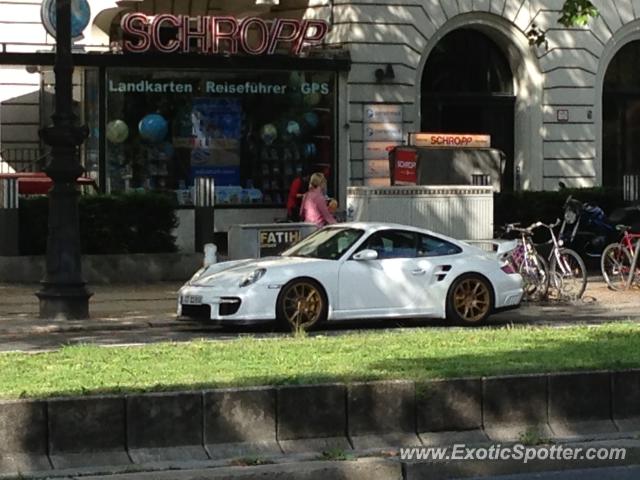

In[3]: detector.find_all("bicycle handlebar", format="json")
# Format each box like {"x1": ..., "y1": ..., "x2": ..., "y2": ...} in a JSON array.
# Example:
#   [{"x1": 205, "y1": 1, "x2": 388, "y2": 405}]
[
  {"x1": 533, "y1": 218, "x2": 561, "y2": 230},
  {"x1": 503, "y1": 218, "x2": 561, "y2": 235}
]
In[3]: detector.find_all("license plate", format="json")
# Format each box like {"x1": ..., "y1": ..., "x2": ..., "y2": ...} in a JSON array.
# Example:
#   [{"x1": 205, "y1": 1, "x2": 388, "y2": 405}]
[{"x1": 182, "y1": 295, "x2": 202, "y2": 305}]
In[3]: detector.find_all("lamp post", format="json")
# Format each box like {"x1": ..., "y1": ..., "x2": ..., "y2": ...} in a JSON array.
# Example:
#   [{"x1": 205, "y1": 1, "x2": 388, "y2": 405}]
[{"x1": 36, "y1": 0, "x2": 92, "y2": 319}]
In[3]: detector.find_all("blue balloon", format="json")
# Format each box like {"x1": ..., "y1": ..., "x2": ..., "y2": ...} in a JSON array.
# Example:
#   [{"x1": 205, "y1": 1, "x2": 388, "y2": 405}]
[{"x1": 139, "y1": 114, "x2": 168, "y2": 143}]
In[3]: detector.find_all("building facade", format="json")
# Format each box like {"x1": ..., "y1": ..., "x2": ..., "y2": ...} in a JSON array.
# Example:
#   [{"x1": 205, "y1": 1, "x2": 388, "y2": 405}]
[{"x1": 0, "y1": 0, "x2": 638, "y2": 228}]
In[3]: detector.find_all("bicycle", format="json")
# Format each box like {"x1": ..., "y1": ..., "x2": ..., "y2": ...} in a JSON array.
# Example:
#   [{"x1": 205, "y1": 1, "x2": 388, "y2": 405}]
[
  {"x1": 534, "y1": 219, "x2": 587, "y2": 300},
  {"x1": 601, "y1": 225, "x2": 640, "y2": 290},
  {"x1": 501, "y1": 223, "x2": 550, "y2": 302}
]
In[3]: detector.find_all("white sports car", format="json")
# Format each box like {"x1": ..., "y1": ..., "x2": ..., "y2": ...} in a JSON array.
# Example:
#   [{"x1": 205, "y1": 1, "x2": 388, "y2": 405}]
[{"x1": 178, "y1": 222, "x2": 523, "y2": 329}]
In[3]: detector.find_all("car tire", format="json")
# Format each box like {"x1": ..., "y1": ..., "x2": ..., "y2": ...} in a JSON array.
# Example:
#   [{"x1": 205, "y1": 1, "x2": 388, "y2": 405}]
[
  {"x1": 276, "y1": 278, "x2": 328, "y2": 332},
  {"x1": 446, "y1": 273, "x2": 494, "y2": 326}
]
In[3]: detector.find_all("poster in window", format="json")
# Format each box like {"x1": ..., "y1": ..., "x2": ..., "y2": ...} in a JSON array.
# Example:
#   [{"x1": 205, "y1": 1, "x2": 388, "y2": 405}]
[{"x1": 190, "y1": 97, "x2": 242, "y2": 167}]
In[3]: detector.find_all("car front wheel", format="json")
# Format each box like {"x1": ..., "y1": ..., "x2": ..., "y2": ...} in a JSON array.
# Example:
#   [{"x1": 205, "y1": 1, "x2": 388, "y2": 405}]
[
  {"x1": 276, "y1": 278, "x2": 328, "y2": 332},
  {"x1": 446, "y1": 274, "x2": 494, "y2": 325}
]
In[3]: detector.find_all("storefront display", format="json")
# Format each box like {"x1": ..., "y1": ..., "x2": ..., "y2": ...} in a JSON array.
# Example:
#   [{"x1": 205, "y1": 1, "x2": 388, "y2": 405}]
[{"x1": 105, "y1": 68, "x2": 335, "y2": 205}]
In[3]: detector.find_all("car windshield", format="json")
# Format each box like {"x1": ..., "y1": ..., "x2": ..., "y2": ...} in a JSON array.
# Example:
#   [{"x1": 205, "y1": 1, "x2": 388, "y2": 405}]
[{"x1": 281, "y1": 227, "x2": 364, "y2": 260}]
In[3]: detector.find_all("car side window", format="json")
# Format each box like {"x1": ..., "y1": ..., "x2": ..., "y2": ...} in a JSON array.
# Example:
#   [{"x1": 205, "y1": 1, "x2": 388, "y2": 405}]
[
  {"x1": 360, "y1": 230, "x2": 418, "y2": 259},
  {"x1": 418, "y1": 234, "x2": 462, "y2": 257}
]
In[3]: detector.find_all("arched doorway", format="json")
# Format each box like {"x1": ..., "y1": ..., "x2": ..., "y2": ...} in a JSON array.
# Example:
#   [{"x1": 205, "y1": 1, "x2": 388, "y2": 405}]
[
  {"x1": 421, "y1": 28, "x2": 515, "y2": 191},
  {"x1": 602, "y1": 41, "x2": 640, "y2": 188}
]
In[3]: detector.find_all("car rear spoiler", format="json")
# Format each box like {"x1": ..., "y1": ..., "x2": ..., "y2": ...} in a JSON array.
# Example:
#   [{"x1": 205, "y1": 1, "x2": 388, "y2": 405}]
[{"x1": 463, "y1": 239, "x2": 518, "y2": 260}]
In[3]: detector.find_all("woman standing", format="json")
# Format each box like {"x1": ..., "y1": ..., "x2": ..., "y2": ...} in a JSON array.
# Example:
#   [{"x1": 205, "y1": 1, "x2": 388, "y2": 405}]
[{"x1": 300, "y1": 172, "x2": 337, "y2": 227}]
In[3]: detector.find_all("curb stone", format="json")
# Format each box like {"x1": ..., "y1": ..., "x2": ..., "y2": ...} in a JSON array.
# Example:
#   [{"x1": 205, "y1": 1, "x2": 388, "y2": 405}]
[
  {"x1": 482, "y1": 374, "x2": 552, "y2": 442},
  {"x1": 0, "y1": 370, "x2": 636, "y2": 477},
  {"x1": 347, "y1": 380, "x2": 419, "y2": 450},
  {"x1": 277, "y1": 384, "x2": 351, "y2": 454},
  {"x1": 548, "y1": 371, "x2": 616, "y2": 440}
]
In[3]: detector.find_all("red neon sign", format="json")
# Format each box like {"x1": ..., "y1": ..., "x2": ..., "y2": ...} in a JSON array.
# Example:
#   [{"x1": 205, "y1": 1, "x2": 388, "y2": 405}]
[{"x1": 121, "y1": 13, "x2": 329, "y2": 56}]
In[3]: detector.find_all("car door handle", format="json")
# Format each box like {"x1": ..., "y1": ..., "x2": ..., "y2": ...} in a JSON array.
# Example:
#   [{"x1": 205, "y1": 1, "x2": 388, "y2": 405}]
[{"x1": 411, "y1": 268, "x2": 426, "y2": 275}]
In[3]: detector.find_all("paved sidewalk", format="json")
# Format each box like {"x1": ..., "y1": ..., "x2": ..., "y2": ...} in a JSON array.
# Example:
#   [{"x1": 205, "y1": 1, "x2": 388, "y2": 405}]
[{"x1": 0, "y1": 282, "x2": 184, "y2": 335}]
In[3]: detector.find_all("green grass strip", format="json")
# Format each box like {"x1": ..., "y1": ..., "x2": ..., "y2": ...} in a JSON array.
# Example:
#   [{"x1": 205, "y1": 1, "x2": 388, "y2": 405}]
[{"x1": 1, "y1": 322, "x2": 639, "y2": 399}]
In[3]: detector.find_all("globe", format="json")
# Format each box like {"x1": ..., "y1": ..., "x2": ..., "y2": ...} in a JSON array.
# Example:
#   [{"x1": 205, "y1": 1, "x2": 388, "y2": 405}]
[
  {"x1": 286, "y1": 120, "x2": 301, "y2": 137},
  {"x1": 303, "y1": 111, "x2": 320, "y2": 129},
  {"x1": 43, "y1": 0, "x2": 91, "y2": 39},
  {"x1": 303, "y1": 92, "x2": 322, "y2": 107},
  {"x1": 106, "y1": 120, "x2": 129, "y2": 144},
  {"x1": 260, "y1": 123, "x2": 278, "y2": 145},
  {"x1": 139, "y1": 114, "x2": 169, "y2": 143},
  {"x1": 288, "y1": 71, "x2": 305, "y2": 89},
  {"x1": 159, "y1": 142, "x2": 175, "y2": 159}
]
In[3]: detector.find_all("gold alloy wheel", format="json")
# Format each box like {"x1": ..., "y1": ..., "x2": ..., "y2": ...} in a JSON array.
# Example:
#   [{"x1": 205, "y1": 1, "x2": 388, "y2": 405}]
[
  {"x1": 452, "y1": 278, "x2": 491, "y2": 323},
  {"x1": 281, "y1": 281, "x2": 324, "y2": 330}
]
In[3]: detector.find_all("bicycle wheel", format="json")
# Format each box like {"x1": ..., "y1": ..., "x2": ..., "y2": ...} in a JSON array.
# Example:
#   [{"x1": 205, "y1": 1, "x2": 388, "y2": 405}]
[
  {"x1": 550, "y1": 248, "x2": 587, "y2": 300},
  {"x1": 518, "y1": 252, "x2": 549, "y2": 302},
  {"x1": 601, "y1": 243, "x2": 634, "y2": 291}
]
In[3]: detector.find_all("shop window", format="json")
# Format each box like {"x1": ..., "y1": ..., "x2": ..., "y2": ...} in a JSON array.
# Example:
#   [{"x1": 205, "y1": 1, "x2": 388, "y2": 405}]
[
  {"x1": 421, "y1": 28, "x2": 515, "y2": 191},
  {"x1": 422, "y1": 29, "x2": 513, "y2": 94},
  {"x1": 105, "y1": 68, "x2": 335, "y2": 206}
]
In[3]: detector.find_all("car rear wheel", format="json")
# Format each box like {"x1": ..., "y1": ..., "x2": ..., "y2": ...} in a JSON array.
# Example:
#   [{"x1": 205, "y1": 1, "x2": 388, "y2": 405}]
[
  {"x1": 446, "y1": 274, "x2": 494, "y2": 325},
  {"x1": 276, "y1": 278, "x2": 328, "y2": 332}
]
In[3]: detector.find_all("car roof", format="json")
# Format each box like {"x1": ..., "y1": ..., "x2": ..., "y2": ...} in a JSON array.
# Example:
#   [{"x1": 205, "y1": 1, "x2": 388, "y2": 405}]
[{"x1": 325, "y1": 221, "x2": 455, "y2": 239}]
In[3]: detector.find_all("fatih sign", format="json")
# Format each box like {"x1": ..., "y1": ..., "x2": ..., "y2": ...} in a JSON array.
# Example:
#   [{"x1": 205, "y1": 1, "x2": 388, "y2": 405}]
[{"x1": 121, "y1": 13, "x2": 329, "y2": 56}]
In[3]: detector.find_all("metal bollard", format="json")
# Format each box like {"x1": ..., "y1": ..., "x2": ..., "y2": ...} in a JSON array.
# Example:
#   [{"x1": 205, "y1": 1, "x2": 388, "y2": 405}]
[
  {"x1": 203, "y1": 243, "x2": 217, "y2": 266},
  {"x1": 0, "y1": 177, "x2": 19, "y2": 255}
]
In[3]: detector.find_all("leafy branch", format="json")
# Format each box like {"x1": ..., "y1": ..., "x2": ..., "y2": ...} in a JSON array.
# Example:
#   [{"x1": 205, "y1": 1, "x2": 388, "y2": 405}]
[{"x1": 526, "y1": 0, "x2": 598, "y2": 48}]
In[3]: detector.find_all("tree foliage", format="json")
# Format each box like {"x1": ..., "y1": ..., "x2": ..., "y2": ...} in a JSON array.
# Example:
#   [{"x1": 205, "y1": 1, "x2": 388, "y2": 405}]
[
  {"x1": 558, "y1": 0, "x2": 599, "y2": 27},
  {"x1": 527, "y1": 0, "x2": 598, "y2": 48}
]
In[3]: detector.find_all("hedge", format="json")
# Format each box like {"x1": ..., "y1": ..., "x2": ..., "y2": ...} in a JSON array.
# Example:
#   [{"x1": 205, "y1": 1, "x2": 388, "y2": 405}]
[
  {"x1": 19, "y1": 192, "x2": 178, "y2": 255},
  {"x1": 494, "y1": 187, "x2": 627, "y2": 234},
  {"x1": 17, "y1": 187, "x2": 629, "y2": 255}
]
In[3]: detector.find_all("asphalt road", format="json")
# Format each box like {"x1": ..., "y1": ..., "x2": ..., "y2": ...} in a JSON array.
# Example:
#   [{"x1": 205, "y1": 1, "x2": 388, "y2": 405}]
[
  {"x1": 1, "y1": 279, "x2": 640, "y2": 352},
  {"x1": 467, "y1": 465, "x2": 640, "y2": 479}
]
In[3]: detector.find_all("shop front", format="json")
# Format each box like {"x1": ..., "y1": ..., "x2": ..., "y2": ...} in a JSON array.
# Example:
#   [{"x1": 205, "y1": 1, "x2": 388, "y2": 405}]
[
  {"x1": 0, "y1": 3, "x2": 348, "y2": 251},
  {"x1": 9, "y1": 0, "x2": 640, "y2": 253},
  {"x1": 87, "y1": 10, "x2": 347, "y2": 236}
]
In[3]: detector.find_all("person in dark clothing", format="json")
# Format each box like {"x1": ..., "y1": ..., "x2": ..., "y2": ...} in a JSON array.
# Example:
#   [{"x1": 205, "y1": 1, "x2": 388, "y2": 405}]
[{"x1": 286, "y1": 168, "x2": 311, "y2": 221}]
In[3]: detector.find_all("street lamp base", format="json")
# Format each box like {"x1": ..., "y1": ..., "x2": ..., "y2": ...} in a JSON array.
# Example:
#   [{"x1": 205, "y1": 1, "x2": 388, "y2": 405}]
[{"x1": 36, "y1": 284, "x2": 93, "y2": 320}]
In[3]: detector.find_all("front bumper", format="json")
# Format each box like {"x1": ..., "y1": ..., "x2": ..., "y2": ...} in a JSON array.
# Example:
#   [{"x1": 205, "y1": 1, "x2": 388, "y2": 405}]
[{"x1": 177, "y1": 284, "x2": 280, "y2": 322}]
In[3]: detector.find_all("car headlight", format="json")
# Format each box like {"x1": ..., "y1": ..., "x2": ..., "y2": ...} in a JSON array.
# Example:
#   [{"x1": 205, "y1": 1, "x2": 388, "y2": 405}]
[
  {"x1": 564, "y1": 209, "x2": 577, "y2": 224},
  {"x1": 239, "y1": 268, "x2": 266, "y2": 287}
]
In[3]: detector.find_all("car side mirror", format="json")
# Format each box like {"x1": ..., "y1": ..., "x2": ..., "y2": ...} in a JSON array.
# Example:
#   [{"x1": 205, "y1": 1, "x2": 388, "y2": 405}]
[{"x1": 352, "y1": 249, "x2": 378, "y2": 261}]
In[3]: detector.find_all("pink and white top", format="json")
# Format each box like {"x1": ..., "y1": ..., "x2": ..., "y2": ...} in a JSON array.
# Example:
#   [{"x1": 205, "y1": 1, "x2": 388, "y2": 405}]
[{"x1": 300, "y1": 188, "x2": 337, "y2": 227}]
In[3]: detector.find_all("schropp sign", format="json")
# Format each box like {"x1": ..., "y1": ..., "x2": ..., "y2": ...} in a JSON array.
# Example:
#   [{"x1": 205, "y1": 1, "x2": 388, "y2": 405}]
[
  {"x1": 392, "y1": 148, "x2": 418, "y2": 184},
  {"x1": 121, "y1": 13, "x2": 329, "y2": 55},
  {"x1": 409, "y1": 133, "x2": 491, "y2": 148}
]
